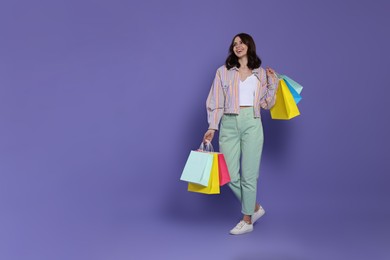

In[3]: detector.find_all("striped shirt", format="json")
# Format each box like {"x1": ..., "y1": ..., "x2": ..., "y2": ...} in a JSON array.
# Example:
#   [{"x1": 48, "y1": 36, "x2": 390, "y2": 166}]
[{"x1": 206, "y1": 65, "x2": 279, "y2": 130}]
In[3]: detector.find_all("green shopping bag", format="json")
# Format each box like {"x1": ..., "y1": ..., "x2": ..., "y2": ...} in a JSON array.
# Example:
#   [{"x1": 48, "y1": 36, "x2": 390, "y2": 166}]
[
  {"x1": 279, "y1": 74, "x2": 303, "y2": 94},
  {"x1": 180, "y1": 143, "x2": 214, "y2": 186}
]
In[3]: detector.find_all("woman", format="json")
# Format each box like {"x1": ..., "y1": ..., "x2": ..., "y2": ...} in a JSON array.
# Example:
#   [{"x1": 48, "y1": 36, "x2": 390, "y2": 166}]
[{"x1": 203, "y1": 33, "x2": 278, "y2": 235}]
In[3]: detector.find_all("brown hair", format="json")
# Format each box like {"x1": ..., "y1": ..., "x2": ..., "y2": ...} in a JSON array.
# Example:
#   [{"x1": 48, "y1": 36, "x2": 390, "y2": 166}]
[{"x1": 225, "y1": 33, "x2": 262, "y2": 70}]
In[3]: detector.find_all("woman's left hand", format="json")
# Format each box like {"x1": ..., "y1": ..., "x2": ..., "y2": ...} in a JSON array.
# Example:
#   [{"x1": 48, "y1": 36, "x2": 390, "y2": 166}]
[{"x1": 266, "y1": 67, "x2": 277, "y2": 78}]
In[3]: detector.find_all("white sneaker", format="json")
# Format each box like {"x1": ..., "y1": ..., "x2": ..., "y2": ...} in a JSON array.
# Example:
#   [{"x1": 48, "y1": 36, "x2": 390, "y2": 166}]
[
  {"x1": 229, "y1": 220, "x2": 253, "y2": 235},
  {"x1": 252, "y1": 205, "x2": 265, "y2": 224}
]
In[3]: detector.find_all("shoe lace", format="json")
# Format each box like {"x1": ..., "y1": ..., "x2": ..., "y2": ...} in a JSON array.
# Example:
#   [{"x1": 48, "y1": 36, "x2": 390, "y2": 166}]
[{"x1": 235, "y1": 221, "x2": 246, "y2": 230}]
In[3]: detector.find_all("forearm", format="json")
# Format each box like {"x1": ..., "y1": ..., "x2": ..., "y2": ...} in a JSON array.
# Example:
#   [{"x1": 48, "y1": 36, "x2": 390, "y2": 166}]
[
  {"x1": 207, "y1": 108, "x2": 223, "y2": 130},
  {"x1": 260, "y1": 73, "x2": 279, "y2": 110},
  {"x1": 206, "y1": 69, "x2": 224, "y2": 130}
]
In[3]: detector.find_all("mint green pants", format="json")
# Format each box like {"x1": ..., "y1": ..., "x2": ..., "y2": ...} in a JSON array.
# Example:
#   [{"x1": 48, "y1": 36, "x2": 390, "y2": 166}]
[{"x1": 219, "y1": 107, "x2": 264, "y2": 215}]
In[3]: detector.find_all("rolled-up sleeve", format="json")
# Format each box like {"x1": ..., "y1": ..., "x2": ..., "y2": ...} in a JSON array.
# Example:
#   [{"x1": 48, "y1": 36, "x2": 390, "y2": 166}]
[
  {"x1": 206, "y1": 69, "x2": 225, "y2": 130},
  {"x1": 260, "y1": 69, "x2": 279, "y2": 110}
]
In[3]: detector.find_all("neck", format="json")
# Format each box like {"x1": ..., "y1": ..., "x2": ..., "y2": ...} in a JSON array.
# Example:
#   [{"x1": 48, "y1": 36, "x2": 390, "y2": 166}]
[{"x1": 238, "y1": 56, "x2": 248, "y2": 69}]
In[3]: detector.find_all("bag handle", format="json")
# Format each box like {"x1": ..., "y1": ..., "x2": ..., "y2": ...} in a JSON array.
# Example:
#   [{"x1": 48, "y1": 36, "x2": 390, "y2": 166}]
[{"x1": 199, "y1": 141, "x2": 214, "y2": 152}]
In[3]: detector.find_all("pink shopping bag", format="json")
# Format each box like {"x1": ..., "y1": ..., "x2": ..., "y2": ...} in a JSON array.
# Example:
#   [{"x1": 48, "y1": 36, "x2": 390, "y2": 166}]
[{"x1": 217, "y1": 153, "x2": 230, "y2": 186}]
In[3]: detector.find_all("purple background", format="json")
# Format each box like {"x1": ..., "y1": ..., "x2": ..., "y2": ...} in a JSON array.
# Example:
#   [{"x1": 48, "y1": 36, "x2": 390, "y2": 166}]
[{"x1": 1, "y1": 0, "x2": 389, "y2": 259}]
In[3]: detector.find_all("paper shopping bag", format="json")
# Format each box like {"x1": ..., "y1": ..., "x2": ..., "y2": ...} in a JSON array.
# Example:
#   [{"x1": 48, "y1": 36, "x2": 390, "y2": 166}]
[
  {"x1": 217, "y1": 153, "x2": 230, "y2": 186},
  {"x1": 180, "y1": 150, "x2": 213, "y2": 186},
  {"x1": 270, "y1": 79, "x2": 300, "y2": 120},
  {"x1": 188, "y1": 153, "x2": 220, "y2": 194},
  {"x1": 275, "y1": 74, "x2": 303, "y2": 104},
  {"x1": 284, "y1": 79, "x2": 302, "y2": 104},
  {"x1": 280, "y1": 75, "x2": 303, "y2": 94}
]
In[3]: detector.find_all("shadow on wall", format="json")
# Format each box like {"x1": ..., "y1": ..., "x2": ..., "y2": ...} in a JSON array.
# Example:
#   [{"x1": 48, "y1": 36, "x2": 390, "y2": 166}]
[
  {"x1": 260, "y1": 110, "x2": 297, "y2": 164},
  {"x1": 161, "y1": 107, "x2": 240, "y2": 224}
]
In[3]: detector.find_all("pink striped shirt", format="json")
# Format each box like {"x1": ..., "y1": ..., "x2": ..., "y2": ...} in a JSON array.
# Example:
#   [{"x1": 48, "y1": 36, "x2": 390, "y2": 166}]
[{"x1": 206, "y1": 65, "x2": 279, "y2": 130}]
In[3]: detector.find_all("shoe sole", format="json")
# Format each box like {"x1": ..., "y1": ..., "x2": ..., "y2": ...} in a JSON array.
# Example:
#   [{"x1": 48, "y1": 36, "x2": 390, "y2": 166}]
[{"x1": 229, "y1": 228, "x2": 254, "y2": 235}]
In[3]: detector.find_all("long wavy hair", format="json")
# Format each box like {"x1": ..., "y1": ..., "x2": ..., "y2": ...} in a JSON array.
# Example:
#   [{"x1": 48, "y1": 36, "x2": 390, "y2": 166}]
[{"x1": 225, "y1": 33, "x2": 262, "y2": 70}]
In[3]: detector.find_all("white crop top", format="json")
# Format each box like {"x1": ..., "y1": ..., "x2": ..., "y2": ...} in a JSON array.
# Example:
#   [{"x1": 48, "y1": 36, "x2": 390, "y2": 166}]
[{"x1": 239, "y1": 74, "x2": 257, "y2": 106}]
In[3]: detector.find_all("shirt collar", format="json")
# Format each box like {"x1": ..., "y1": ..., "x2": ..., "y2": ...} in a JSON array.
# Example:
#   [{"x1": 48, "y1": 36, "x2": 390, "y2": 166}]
[
  {"x1": 229, "y1": 66, "x2": 260, "y2": 75},
  {"x1": 230, "y1": 66, "x2": 239, "y2": 71}
]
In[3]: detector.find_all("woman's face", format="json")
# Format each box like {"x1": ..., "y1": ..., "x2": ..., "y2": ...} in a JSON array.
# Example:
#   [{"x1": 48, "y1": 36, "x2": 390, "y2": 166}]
[{"x1": 233, "y1": 36, "x2": 248, "y2": 58}]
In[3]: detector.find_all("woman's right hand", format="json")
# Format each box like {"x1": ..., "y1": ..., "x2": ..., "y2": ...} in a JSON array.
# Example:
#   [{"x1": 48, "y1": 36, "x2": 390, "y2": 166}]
[{"x1": 203, "y1": 129, "x2": 215, "y2": 144}]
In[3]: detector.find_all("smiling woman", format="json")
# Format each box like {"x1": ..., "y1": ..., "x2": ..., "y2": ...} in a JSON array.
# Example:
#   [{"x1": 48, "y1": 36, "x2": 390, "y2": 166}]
[{"x1": 203, "y1": 32, "x2": 279, "y2": 235}]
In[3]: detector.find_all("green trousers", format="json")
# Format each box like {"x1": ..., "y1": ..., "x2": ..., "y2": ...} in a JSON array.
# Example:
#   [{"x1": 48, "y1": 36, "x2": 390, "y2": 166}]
[{"x1": 219, "y1": 107, "x2": 264, "y2": 215}]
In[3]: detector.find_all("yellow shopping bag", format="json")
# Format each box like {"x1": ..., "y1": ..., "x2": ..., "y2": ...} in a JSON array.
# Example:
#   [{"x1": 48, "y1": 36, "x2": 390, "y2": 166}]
[
  {"x1": 188, "y1": 153, "x2": 220, "y2": 194},
  {"x1": 270, "y1": 79, "x2": 300, "y2": 120}
]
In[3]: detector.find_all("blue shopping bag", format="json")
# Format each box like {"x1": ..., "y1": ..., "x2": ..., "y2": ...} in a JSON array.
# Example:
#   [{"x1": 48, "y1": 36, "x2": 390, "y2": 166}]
[
  {"x1": 276, "y1": 73, "x2": 303, "y2": 104},
  {"x1": 284, "y1": 79, "x2": 302, "y2": 104}
]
